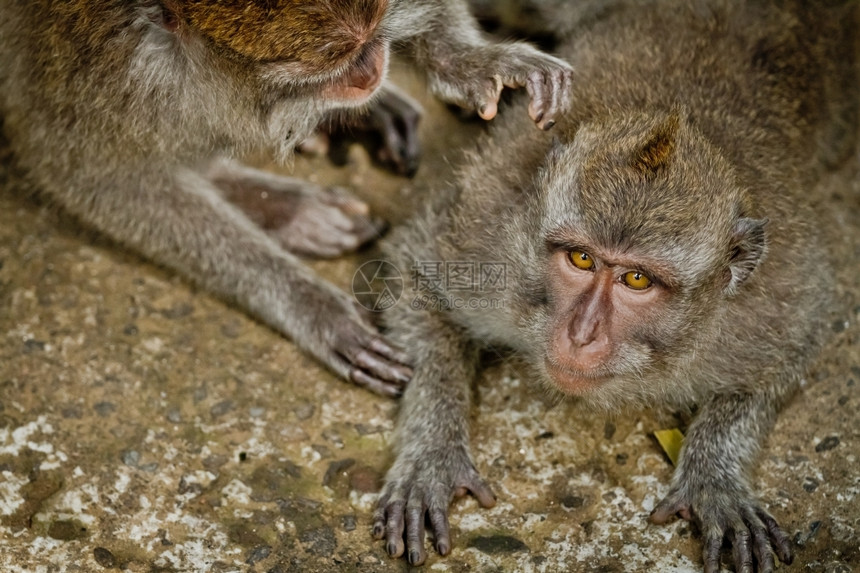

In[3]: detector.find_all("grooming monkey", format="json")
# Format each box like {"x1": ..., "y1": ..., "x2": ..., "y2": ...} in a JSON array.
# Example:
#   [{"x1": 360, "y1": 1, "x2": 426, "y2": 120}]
[
  {"x1": 374, "y1": 0, "x2": 857, "y2": 569},
  {"x1": 0, "y1": 1, "x2": 573, "y2": 396}
]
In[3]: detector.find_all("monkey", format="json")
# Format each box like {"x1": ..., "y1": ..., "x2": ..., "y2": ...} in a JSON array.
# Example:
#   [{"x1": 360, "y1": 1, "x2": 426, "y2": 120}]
[
  {"x1": 0, "y1": 0, "x2": 573, "y2": 397},
  {"x1": 372, "y1": 0, "x2": 858, "y2": 569}
]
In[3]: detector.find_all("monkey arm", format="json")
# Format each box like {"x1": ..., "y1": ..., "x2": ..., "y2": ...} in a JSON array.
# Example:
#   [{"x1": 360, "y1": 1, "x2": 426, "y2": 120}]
[
  {"x1": 55, "y1": 167, "x2": 410, "y2": 396},
  {"x1": 650, "y1": 390, "x2": 794, "y2": 573},
  {"x1": 386, "y1": 0, "x2": 574, "y2": 130},
  {"x1": 373, "y1": 306, "x2": 495, "y2": 566}
]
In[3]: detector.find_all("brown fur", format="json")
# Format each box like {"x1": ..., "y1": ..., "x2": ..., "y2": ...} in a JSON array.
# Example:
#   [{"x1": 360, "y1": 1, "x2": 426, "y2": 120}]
[{"x1": 175, "y1": 0, "x2": 389, "y2": 67}]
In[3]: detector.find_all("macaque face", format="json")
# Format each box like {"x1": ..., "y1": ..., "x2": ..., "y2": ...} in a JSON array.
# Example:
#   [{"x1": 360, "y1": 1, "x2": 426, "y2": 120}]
[
  {"x1": 543, "y1": 238, "x2": 680, "y2": 395},
  {"x1": 171, "y1": 0, "x2": 391, "y2": 105}
]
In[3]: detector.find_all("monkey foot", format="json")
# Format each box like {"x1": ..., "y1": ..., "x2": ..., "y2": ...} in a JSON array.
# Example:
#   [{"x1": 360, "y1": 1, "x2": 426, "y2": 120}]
[
  {"x1": 373, "y1": 453, "x2": 496, "y2": 565},
  {"x1": 216, "y1": 172, "x2": 386, "y2": 258},
  {"x1": 650, "y1": 488, "x2": 792, "y2": 573},
  {"x1": 267, "y1": 187, "x2": 386, "y2": 258}
]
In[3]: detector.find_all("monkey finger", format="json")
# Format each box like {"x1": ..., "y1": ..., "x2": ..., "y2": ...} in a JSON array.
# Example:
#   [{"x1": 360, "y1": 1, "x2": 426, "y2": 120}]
[
  {"x1": 526, "y1": 71, "x2": 547, "y2": 125},
  {"x1": 702, "y1": 530, "x2": 724, "y2": 573},
  {"x1": 405, "y1": 498, "x2": 427, "y2": 565},
  {"x1": 730, "y1": 527, "x2": 754, "y2": 573},
  {"x1": 475, "y1": 76, "x2": 504, "y2": 120},
  {"x1": 368, "y1": 337, "x2": 413, "y2": 368},
  {"x1": 325, "y1": 188, "x2": 370, "y2": 216},
  {"x1": 353, "y1": 348, "x2": 411, "y2": 386},
  {"x1": 749, "y1": 523, "x2": 775, "y2": 573},
  {"x1": 649, "y1": 495, "x2": 690, "y2": 524},
  {"x1": 350, "y1": 368, "x2": 402, "y2": 397},
  {"x1": 428, "y1": 506, "x2": 452, "y2": 556},
  {"x1": 369, "y1": 103, "x2": 420, "y2": 178},
  {"x1": 372, "y1": 496, "x2": 390, "y2": 539},
  {"x1": 348, "y1": 214, "x2": 388, "y2": 247},
  {"x1": 757, "y1": 510, "x2": 792, "y2": 564},
  {"x1": 384, "y1": 500, "x2": 406, "y2": 558},
  {"x1": 457, "y1": 470, "x2": 496, "y2": 508}
]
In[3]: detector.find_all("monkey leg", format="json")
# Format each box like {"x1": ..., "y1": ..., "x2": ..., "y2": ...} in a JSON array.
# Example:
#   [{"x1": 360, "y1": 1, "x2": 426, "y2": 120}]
[
  {"x1": 650, "y1": 392, "x2": 793, "y2": 573},
  {"x1": 372, "y1": 309, "x2": 495, "y2": 565},
  {"x1": 324, "y1": 83, "x2": 424, "y2": 178},
  {"x1": 208, "y1": 159, "x2": 387, "y2": 259}
]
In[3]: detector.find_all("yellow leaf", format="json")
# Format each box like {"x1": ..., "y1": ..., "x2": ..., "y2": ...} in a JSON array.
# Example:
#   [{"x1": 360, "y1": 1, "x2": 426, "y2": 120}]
[{"x1": 654, "y1": 428, "x2": 684, "y2": 466}]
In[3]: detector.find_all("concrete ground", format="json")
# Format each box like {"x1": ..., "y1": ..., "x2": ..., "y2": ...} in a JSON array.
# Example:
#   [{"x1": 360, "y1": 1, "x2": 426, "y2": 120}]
[{"x1": 1, "y1": 58, "x2": 858, "y2": 572}]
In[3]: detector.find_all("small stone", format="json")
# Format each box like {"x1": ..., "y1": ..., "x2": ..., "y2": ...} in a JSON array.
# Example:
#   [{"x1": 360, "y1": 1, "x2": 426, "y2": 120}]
[
  {"x1": 292, "y1": 401, "x2": 315, "y2": 421},
  {"x1": 121, "y1": 450, "x2": 140, "y2": 467},
  {"x1": 140, "y1": 462, "x2": 159, "y2": 473},
  {"x1": 349, "y1": 465, "x2": 381, "y2": 494},
  {"x1": 536, "y1": 431, "x2": 554, "y2": 440},
  {"x1": 831, "y1": 319, "x2": 847, "y2": 333},
  {"x1": 48, "y1": 520, "x2": 87, "y2": 541},
  {"x1": 161, "y1": 302, "x2": 194, "y2": 319},
  {"x1": 300, "y1": 526, "x2": 337, "y2": 557},
  {"x1": 322, "y1": 458, "x2": 356, "y2": 487},
  {"x1": 249, "y1": 406, "x2": 265, "y2": 418},
  {"x1": 468, "y1": 534, "x2": 529, "y2": 554},
  {"x1": 603, "y1": 421, "x2": 616, "y2": 440},
  {"x1": 203, "y1": 455, "x2": 229, "y2": 470},
  {"x1": 23, "y1": 339, "x2": 46, "y2": 353},
  {"x1": 815, "y1": 436, "x2": 840, "y2": 452},
  {"x1": 220, "y1": 320, "x2": 241, "y2": 339},
  {"x1": 245, "y1": 545, "x2": 272, "y2": 565},
  {"x1": 802, "y1": 477, "x2": 819, "y2": 493},
  {"x1": 615, "y1": 453, "x2": 628, "y2": 465},
  {"x1": 93, "y1": 547, "x2": 116, "y2": 568},
  {"x1": 61, "y1": 405, "x2": 83, "y2": 419},
  {"x1": 94, "y1": 402, "x2": 116, "y2": 417},
  {"x1": 123, "y1": 324, "x2": 139, "y2": 336},
  {"x1": 193, "y1": 386, "x2": 208, "y2": 403},
  {"x1": 210, "y1": 400, "x2": 234, "y2": 418},
  {"x1": 561, "y1": 495, "x2": 585, "y2": 509},
  {"x1": 341, "y1": 515, "x2": 357, "y2": 532},
  {"x1": 311, "y1": 444, "x2": 332, "y2": 459},
  {"x1": 838, "y1": 396, "x2": 849, "y2": 406},
  {"x1": 166, "y1": 407, "x2": 182, "y2": 423}
]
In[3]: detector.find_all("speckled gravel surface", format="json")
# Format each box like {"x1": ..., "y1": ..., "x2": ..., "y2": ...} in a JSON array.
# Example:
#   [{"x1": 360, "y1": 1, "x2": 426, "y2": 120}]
[{"x1": 1, "y1": 64, "x2": 858, "y2": 573}]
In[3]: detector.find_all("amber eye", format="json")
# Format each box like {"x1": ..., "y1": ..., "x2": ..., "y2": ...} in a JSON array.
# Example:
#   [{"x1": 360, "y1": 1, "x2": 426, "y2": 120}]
[
  {"x1": 623, "y1": 271, "x2": 652, "y2": 290},
  {"x1": 570, "y1": 250, "x2": 595, "y2": 270}
]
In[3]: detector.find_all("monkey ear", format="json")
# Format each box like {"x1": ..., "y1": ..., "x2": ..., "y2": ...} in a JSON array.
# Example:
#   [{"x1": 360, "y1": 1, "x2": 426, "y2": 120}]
[
  {"x1": 724, "y1": 217, "x2": 768, "y2": 295},
  {"x1": 632, "y1": 114, "x2": 680, "y2": 175}
]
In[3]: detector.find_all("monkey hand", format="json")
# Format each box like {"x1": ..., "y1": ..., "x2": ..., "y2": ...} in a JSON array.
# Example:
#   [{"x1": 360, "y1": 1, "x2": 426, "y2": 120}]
[
  {"x1": 426, "y1": 42, "x2": 573, "y2": 131},
  {"x1": 313, "y1": 296, "x2": 414, "y2": 397},
  {"x1": 325, "y1": 85, "x2": 423, "y2": 178},
  {"x1": 372, "y1": 449, "x2": 496, "y2": 565},
  {"x1": 650, "y1": 480, "x2": 793, "y2": 573}
]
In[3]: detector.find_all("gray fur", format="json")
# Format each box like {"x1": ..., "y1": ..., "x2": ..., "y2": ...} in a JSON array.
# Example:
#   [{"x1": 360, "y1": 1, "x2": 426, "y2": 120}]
[
  {"x1": 375, "y1": 0, "x2": 857, "y2": 569},
  {"x1": 0, "y1": 0, "x2": 572, "y2": 396}
]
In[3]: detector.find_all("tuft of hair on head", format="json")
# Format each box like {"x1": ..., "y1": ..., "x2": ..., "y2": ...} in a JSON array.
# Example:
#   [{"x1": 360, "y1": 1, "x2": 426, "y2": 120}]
[{"x1": 631, "y1": 114, "x2": 680, "y2": 176}]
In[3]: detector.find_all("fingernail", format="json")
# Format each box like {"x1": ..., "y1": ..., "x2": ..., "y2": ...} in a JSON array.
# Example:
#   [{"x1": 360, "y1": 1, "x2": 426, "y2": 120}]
[
  {"x1": 409, "y1": 550, "x2": 421, "y2": 565},
  {"x1": 543, "y1": 119, "x2": 556, "y2": 131},
  {"x1": 372, "y1": 524, "x2": 383, "y2": 537},
  {"x1": 479, "y1": 104, "x2": 488, "y2": 116},
  {"x1": 535, "y1": 111, "x2": 544, "y2": 123},
  {"x1": 437, "y1": 542, "x2": 449, "y2": 556},
  {"x1": 387, "y1": 543, "x2": 398, "y2": 556}
]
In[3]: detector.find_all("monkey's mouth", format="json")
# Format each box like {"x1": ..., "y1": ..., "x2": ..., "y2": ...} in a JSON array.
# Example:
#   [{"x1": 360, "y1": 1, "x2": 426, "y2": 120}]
[
  {"x1": 544, "y1": 359, "x2": 611, "y2": 395},
  {"x1": 324, "y1": 39, "x2": 388, "y2": 103}
]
